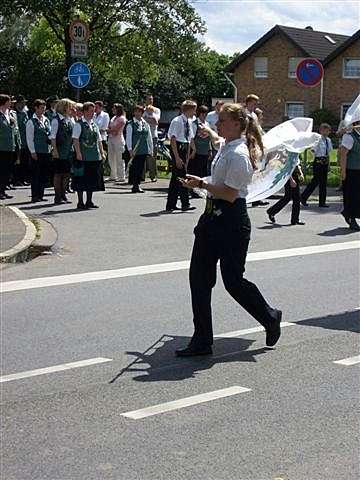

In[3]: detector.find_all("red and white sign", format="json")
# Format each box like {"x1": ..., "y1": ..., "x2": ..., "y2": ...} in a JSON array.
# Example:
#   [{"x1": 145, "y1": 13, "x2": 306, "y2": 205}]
[{"x1": 69, "y1": 20, "x2": 90, "y2": 43}]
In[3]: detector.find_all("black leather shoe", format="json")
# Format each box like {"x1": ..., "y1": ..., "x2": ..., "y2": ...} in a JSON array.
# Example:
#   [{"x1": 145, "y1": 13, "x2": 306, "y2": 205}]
[
  {"x1": 131, "y1": 187, "x2": 144, "y2": 193},
  {"x1": 4, "y1": 193, "x2": 13, "y2": 199},
  {"x1": 165, "y1": 206, "x2": 180, "y2": 212},
  {"x1": 265, "y1": 309, "x2": 282, "y2": 347},
  {"x1": 319, "y1": 204, "x2": 329, "y2": 208},
  {"x1": 301, "y1": 199, "x2": 308, "y2": 207},
  {"x1": 86, "y1": 202, "x2": 99, "y2": 209},
  {"x1": 291, "y1": 221, "x2": 305, "y2": 225},
  {"x1": 349, "y1": 219, "x2": 360, "y2": 231},
  {"x1": 341, "y1": 212, "x2": 351, "y2": 225},
  {"x1": 181, "y1": 205, "x2": 196, "y2": 211},
  {"x1": 77, "y1": 203, "x2": 88, "y2": 210},
  {"x1": 267, "y1": 211, "x2": 275, "y2": 223},
  {"x1": 175, "y1": 345, "x2": 213, "y2": 357}
]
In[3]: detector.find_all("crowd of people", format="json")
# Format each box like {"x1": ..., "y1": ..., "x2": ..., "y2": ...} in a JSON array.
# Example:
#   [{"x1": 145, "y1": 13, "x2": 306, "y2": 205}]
[{"x1": 0, "y1": 91, "x2": 359, "y2": 229}]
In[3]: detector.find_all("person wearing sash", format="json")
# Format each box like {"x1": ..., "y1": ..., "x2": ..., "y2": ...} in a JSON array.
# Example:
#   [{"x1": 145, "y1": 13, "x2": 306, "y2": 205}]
[
  {"x1": 125, "y1": 105, "x2": 153, "y2": 193},
  {"x1": 301, "y1": 123, "x2": 333, "y2": 208},
  {"x1": 72, "y1": 102, "x2": 105, "y2": 210},
  {"x1": 0, "y1": 94, "x2": 17, "y2": 200},
  {"x1": 25, "y1": 99, "x2": 51, "y2": 202},
  {"x1": 176, "y1": 103, "x2": 282, "y2": 357},
  {"x1": 12, "y1": 95, "x2": 30, "y2": 186},
  {"x1": 188, "y1": 105, "x2": 212, "y2": 197},
  {"x1": 340, "y1": 120, "x2": 360, "y2": 231},
  {"x1": 50, "y1": 98, "x2": 75, "y2": 204},
  {"x1": 165, "y1": 100, "x2": 197, "y2": 211}
]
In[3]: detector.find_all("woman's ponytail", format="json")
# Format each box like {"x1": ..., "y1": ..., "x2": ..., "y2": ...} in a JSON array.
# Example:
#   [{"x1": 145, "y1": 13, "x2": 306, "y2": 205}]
[{"x1": 245, "y1": 116, "x2": 264, "y2": 169}]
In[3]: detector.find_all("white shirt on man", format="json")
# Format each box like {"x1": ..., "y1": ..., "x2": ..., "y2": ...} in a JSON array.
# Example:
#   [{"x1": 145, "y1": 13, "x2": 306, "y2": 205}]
[
  {"x1": 312, "y1": 136, "x2": 333, "y2": 157},
  {"x1": 167, "y1": 114, "x2": 194, "y2": 143},
  {"x1": 210, "y1": 138, "x2": 253, "y2": 199},
  {"x1": 206, "y1": 110, "x2": 219, "y2": 133},
  {"x1": 342, "y1": 130, "x2": 359, "y2": 150},
  {"x1": 94, "y1": 110, "x2": 110, "y2": 141},
  {"x1": 143, "y1": 107, "x2": 161, "y2": 138},
  {"x1": 25, "y1": 114, "x2": 49, "y2": 154}
]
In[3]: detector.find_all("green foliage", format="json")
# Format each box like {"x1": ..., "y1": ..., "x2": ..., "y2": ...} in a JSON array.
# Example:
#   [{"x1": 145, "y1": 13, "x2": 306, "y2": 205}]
[{"x1": 310, "y1": 108, "x2": 339, "y2": 129}]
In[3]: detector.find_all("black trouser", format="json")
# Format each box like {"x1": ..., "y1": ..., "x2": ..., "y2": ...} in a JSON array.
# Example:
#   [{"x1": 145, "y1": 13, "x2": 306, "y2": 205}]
[
  {"x1": 342, "y1": 169, "x2": 360, "y2": 220},
  {"x1": 0, "y1": 151, "x2": 14, "y2": 195},
  {"x1": 267, "y1": 169, "x2": 300, "y2": 223},
  {"x1": 189, "y1": 198, "x2": 275, "y2": 347},
  {"x1": 301, "y1": 159, "x2": 328, "y2": 206},
  {"x1": 19, "y1": 148, "x2": 31, "y2": 183},
  {"x1": 166, "y1": 142, "x2": 190, "y2": 209},
  {"x1": 131, "y1": 154, "x2": 147, "y2": 190},
  {"x1": 30, "y1": 153, "x2": 50, "y2": 200},
  {"x1": 188, "y1": 153, "x2": 209, "y2": 178}
]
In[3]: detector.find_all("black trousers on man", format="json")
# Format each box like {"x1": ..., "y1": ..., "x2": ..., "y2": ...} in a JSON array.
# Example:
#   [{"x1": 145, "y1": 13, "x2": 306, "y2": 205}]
[
  {"x1": 131, "y1": 154, "x2": 147, "y2": 192},
  {"x1": 166, "y1": 142, "x2": 190, "y2": 210},
  {"x1": 301, "y1": 159, "x2": 328, "y2": 206},
  {"x1": 267, "y1": 169, "x2": 300, "y2": 223},
  {"x1": 30, "y1": 153, "x2": 50, "y2": 201},
  {"x1": 189, "y1": 198, "x2": 275, "y2": 348},
  {"x1": 0, "y1": 151, "x2": 14, "y2": 196}
]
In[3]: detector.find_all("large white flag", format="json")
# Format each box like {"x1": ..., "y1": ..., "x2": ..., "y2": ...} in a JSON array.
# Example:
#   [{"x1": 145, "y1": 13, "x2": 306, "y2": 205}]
[{"x1": 344, "y1": 93, "x2": 360, "y2": 126}]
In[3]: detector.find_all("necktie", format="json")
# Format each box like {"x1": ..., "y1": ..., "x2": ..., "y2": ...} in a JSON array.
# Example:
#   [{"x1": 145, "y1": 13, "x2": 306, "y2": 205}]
[
  {"x1": 324, "y1": 137, "x2": 328, "y2": 156},
  {"x1": 184, "y1": 119, "x2": 190, "y2": 142}
]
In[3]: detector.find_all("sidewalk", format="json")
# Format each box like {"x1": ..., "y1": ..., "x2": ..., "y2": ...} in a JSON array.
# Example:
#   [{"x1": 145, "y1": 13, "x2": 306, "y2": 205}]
[{"x1": 0, "y1": 206, "x2": 36, "y2": 262}]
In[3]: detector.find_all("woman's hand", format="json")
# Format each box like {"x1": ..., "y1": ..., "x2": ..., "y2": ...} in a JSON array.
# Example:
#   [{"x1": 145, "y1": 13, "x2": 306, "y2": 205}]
[{"x1": 76, "y1": 155, "x2": 83, "y2": 162}]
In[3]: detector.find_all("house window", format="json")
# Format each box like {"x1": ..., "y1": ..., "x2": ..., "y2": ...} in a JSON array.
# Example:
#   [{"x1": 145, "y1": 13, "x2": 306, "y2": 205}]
[
  {"x1": 254, "y1": 57, "x2": 268, "y2": 78},
  {"x1": 288, "y1": 57, "x2": 304, "y2": 78},
  {"x1": 341, "y1": 103, "x2": 352, "y2": 119},
  {"x1": 343, "y1": 58, "x2": 360, "y2": 78},
  {"x1": 286, "y1": 102, "x2": 304, "y2": 119}
]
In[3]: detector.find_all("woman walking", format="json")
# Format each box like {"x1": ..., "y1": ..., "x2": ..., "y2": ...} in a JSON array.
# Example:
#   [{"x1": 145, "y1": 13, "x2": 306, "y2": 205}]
[
  {"x1": 176, "y1": 103, "x2": 282, "y2": 357},
  {"x1": 72, "y1": 102, "x2": 105, "y2": 209}
]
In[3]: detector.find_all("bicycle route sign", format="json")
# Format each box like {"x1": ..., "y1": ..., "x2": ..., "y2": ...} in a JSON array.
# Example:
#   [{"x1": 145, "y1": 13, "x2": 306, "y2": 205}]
[
  {"x1": 296, "y1": 58, "x2": 324, "y2": 87},
  {"x1": 68, "y1": 62, "x2": 91, "y2": 89}
]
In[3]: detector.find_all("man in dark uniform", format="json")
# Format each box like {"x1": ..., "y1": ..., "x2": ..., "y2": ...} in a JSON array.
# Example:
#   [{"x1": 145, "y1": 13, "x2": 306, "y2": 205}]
[{"x1": 12, "y1": 95, "x2": 30, "y2": 186}]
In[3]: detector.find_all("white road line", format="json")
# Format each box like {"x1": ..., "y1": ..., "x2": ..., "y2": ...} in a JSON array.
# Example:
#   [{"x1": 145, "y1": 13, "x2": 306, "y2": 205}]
[
  {"x1": 215, "y1": 321, "x2": 296, "y2": 338},
  {"x1": 0, "y1": 357, "x2": 113, "y2": 383},
  {"x1": 333, "y1": 355, "x2": 360, "y2": 366},
  {"x1": 121, "y1": 386, "x2": 251, "y2": 420},
  {"x1": 1, "y1": 241, "x2": 359, "y2": 294}
]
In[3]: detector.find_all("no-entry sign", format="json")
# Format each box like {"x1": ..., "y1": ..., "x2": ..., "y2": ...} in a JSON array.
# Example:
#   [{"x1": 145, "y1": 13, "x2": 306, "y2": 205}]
[{"x1": 296, "y1": 58, "x2": 324, "y2": 87}]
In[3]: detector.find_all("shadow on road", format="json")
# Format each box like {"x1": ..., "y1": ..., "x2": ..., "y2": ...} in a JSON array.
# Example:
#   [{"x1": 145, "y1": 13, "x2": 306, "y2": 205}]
[
  {"x1": 318, "y1": 227, "x2": 357, "y2": 236},
  {"x1": 109, "y1": 334, "x2": 269, "y2": 383},
  {"x1": 110, "y1": 310, "x2": 359, "y2": 384}
]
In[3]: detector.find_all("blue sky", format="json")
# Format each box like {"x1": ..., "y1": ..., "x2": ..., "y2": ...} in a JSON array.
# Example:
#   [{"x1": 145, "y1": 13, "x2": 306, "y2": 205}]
[{"x1": 192, "y1": 0, "x2": 360, "y2": 55}]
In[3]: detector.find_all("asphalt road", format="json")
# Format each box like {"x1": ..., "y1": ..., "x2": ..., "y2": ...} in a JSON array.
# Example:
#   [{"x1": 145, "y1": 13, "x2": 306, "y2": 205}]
[{"x1": 1, "y1": 181, "x2": 359, "y2": 480}]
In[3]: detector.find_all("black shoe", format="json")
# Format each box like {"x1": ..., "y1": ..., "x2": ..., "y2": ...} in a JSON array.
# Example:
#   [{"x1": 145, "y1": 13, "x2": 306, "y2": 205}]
[
  {"x1": 341, "y1": 212, "x2": 351, "y2": 225},
  {"x1": 31, "y1": 197, "x2": 40, "y2": 203},
  {"x1": 291, "y1": 221, "x2": 305, "y2": 225},
  {"x1": 4, "y1": 193, "x2": 13, "y2": 199},
  {"x1": 86, "y1": 202, "x2": 99, "y2": 209},
  {"x1": 319, "y1": 204, "x2": 329, "y2": 208},
  {"x1": 61, "y1": 196, "x2": 71, "y2": 204},
  {"x1": 39, "y1": 198, "x2": 48, "y2": 202},
  {"x1": 301, "y1": 199, "x2": 308, "y2": 207},
  {"x1": 175, "y1": 345, "x2": 213, "y2": 357},
  {"x1": 349, "y1": 219, "x2": 360, "y2": 231},
  {"x1": 131, "y1": 187, "x2": 144, "y2": 193},
  {"x1": 267, "y1": 211, "x2": 275, "y2": 223},
  {"x1": 54, "y1": 199, "x2": 65, "y2": 205},
  {"x1": 77, "y1": 202, "x2": 88, "y2": 210},
  {"x1": 181, "y1": 205, "x2": 196, "y2": 211},
  {"x1": 0, "y1": 194, "x2": 6, "y2": 200},
  {"x1": 265, "y1": 309, "x2": 282, "y2": 347}
]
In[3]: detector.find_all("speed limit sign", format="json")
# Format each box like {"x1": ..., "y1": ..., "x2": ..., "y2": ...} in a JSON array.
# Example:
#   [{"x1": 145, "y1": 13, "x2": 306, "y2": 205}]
[{"x1": 69, "y1": 20, "x2": 90, "y2": 43}]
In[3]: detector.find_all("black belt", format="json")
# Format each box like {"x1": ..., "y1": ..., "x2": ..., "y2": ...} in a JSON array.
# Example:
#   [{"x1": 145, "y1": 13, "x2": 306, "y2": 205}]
[
  {"x1": 315, "y1": 156, "x2": 329, "y2": 164},
  {"x1": 205, "y1": 197, "x2": 246, "y2": 216}
]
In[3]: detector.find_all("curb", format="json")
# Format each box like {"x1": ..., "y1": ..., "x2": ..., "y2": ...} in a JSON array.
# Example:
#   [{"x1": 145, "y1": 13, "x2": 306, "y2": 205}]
[{"x1": 0, "y1": 207, "x2": 37, "y2": 263}]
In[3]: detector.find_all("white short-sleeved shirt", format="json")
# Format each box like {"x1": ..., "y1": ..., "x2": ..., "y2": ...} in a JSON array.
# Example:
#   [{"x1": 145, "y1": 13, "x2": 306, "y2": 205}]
[
  {"x1": 143, "y1": 107, "x2": 161, "y2": 138},
  {"x1": 206, "y1": 111, "x2": 219, "y2": 133},
  {"x1": 313, "y1": 136, "x2": 333, "y2": 157},
  {"x1": 72, "y1": 118, "x2": 101, "y2": 141},
  {"x1": 210, "y1": 138, "x2": 253, "y2": 199},
  {"x1": 342, "y1": 131, "x2": 360, "y2": 150},
  {"x1": 49, "y1": 113, "x2": 74, "y2": 140},
  {"x1": 167, "y1": 114, "x2": 194, "y2": 143},
  {"x1": 94, "y1": 110, "x2": 110, "y2": 141}
]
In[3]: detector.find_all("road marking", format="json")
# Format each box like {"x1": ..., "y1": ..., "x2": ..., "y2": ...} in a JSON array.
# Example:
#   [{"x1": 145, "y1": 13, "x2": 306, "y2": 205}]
[
  {"x1": 121, "y1": 386, "x2": 251, "y2": 419},
  {"x1": 1, "y1": 241, "x2": 359, "y2": 294},
  {"x1": 333, "y1": 355, "x2": 360, "y2": 366},
  {"x1": 0, "y1": 357, "x2": 112, "y2": 383},
  {"x1": 215, "y1": 321, "x2": 296, "y2": 338}
]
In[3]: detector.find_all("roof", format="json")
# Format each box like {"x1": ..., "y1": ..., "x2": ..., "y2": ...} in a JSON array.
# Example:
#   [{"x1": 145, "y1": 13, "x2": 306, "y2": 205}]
[
  {"x1": 323, "y1": 29, "x2": 360, "y2": 65},
  {"x1": 225, "y1": 25, "x2": 350, "y2": 72}
]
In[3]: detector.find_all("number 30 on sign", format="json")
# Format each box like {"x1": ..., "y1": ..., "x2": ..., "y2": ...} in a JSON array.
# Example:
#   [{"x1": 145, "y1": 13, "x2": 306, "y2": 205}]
[{"x1": 69, "y1": 20, "x2": 90, "y2": 43}]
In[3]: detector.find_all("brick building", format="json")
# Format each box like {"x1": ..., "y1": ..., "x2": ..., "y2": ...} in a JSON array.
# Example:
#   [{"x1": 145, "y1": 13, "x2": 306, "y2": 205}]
[{"x1": 225, "y1": 25, "x2": 360, "y2": 127}]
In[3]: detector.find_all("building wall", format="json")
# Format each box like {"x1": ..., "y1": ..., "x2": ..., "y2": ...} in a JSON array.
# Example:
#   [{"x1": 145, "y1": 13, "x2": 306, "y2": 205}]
[
  {"x1": 233, "y1": 33, "x2": 322, "y2": 127},
  {"x1": 323, "y1": 39, "x2": 360, "y2": 120}
]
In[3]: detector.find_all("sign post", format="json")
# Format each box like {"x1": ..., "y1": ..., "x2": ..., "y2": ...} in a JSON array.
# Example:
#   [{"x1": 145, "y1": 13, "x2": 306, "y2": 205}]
[
  {"x1": 69, "y1": 19, "x2": 90, "y2": 99},
  {"x1": 68, "y1": 62, "x2": 91, "y2": 101}
]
